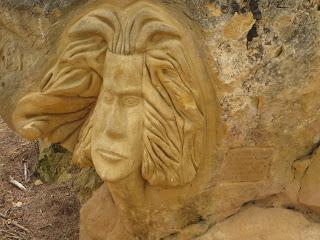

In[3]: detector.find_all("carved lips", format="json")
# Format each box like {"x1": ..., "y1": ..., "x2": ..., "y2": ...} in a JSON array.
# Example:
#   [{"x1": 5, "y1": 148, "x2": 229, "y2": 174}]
[{"x1": 96, "y1": 148, "x2": 127, "y2": 162}]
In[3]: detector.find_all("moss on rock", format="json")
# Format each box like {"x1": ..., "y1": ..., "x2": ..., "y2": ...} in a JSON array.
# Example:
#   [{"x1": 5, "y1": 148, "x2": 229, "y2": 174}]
[{"x1": 35, "y1": 144, "x2": 102, "y2": 203}]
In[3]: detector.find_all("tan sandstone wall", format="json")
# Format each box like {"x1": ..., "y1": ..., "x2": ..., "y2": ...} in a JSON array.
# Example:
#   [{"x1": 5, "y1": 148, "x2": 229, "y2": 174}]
[{"x1": 0, "y1": 0, "x2": 319, "y2": 239}]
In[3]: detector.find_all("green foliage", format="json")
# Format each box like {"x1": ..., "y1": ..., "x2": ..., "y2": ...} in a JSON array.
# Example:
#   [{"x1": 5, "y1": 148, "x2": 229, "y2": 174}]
[
  {"x1": 35, "y1": 144, "x2": 102, "y2": 203},
  {"x1": 35, "y1": 144, "x2": 73, "y2": 183}
]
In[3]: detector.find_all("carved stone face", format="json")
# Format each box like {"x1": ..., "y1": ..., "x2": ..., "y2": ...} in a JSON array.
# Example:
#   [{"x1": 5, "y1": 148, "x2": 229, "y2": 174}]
[
  {"x1": 91, "y1": 52, "x2": 144, "y2": 182},
  {"x1": 12, "y1": 2, "x2": 215, "y2": 188}
]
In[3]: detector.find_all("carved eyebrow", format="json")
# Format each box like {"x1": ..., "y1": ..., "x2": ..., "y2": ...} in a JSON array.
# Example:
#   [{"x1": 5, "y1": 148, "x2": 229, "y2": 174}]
[{"x1": 104, "y1": 88, "x2": 141, "y2": 96}]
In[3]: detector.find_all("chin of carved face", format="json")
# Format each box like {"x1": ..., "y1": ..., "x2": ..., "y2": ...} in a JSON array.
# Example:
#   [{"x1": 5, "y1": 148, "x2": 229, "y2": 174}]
[{"x1": 91, "y1": 53, "x2": 144, "y2": 182}]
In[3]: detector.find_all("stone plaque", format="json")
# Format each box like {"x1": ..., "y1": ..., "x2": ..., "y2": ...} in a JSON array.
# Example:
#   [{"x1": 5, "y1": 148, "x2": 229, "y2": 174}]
[{"x1": 221, "y1": 147, "x2": 274, "y2": 183}]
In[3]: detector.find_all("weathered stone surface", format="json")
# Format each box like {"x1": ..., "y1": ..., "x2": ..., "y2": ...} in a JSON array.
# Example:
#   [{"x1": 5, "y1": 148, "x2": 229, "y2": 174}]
[
  {"x1": 282, "y1": 158, "x2": 311, "y2": 207},
  {"x1": 36, "y1": 144, "x2": 73, "y2": 183},
  {"x1": 0, "y1": 0, "x2": 319, "y2": 239},
  {"x1": 223, "y1": 12, "x2": 255, "y2": 40},
  {"x1": 198, "y1": 206, "x2": 320, "y2": 240},
  {"x1": 80, "y1": 185, "x2": 134, "y2": 240},
  {"x1": 220, "y1": 147, "x2": 273, "y2": 183},
  {"x1": 299, "y1": 149, "x2": 320, "y2": 212}
]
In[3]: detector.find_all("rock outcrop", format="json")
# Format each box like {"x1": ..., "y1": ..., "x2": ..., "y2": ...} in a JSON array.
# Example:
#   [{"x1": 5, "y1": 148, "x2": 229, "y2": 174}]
[{"x1": 0, "y1": 0, "x2": 319, "y2": 239}]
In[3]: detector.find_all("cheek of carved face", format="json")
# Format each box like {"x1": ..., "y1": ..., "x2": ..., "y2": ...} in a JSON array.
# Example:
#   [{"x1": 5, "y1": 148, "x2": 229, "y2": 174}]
[{"x1": 91, "y1": 53, "x2": 144, "y2": 182}]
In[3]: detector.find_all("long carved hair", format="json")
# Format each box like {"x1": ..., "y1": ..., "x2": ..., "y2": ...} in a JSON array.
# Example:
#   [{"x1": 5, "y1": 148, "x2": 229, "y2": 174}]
[{"x1": 13, "y1": 2, "x2": 207, "y2": 187}]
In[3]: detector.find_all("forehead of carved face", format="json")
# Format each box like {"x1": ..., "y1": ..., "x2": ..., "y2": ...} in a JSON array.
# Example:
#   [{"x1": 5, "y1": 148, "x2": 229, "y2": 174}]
[
  {"x1": 103, "y1": 52, "x2": 143, "y2": 95},
  {"x1": 91, "y1": 52, "x2": 144, "y2": 182}
]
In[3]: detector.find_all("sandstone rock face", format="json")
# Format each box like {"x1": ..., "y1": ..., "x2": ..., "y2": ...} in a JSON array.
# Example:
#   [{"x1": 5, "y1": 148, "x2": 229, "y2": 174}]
[
  {"x1": 0, "y1": 0, "x2": 319, "y2": 239},
  {"x1": 299, "y1": 149, "x2": 320, "y2": 212},
  {"x1": 198, "y1": 206, "x2": 320, "y2": 240}
]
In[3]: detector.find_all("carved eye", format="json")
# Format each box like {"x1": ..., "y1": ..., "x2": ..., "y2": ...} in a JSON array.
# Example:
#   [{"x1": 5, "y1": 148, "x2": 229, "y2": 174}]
[
  {"x1": 104, "y1": 93, "x2": 114, "y2": 104},
  {"x1": 122, "y1": 96, "x2": 140, "y2": 107}
]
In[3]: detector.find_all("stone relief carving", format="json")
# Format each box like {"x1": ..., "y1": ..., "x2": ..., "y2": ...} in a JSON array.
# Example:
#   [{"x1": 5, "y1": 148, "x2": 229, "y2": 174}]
[
  {"x1": 12, "y1": 1, "x2": 217, "y2": 239},
  {"x1": 0, "y1": 0, "x2": 319, "y2": 239}
]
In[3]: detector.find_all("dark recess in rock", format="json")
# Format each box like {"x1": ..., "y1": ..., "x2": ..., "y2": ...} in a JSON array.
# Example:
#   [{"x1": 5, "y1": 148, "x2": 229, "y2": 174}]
[
  {"x1": 230, "y1": 0, "x2": 240, "y2": 14},
  {"x1": 247, "y1": 23, "x2": 258, "y2": 43},
  {"x1": 240, "y1": 7, "x2": 247, "y2": 14},
  {"x1": 220, "y1": 4, "x2": 229, "y2": 13},
  {"x1": 249, "y1": 0, "x2": 262, "y2": 20}
]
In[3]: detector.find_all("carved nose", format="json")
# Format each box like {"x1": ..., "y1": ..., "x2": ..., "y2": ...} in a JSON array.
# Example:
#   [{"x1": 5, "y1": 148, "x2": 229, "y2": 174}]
[
  {"x1": 105, "y1": 105, "x2": 125, "y2": 139},
  {"x1": 106, "y1": 122, "x2": 124, "y2": 139}
]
